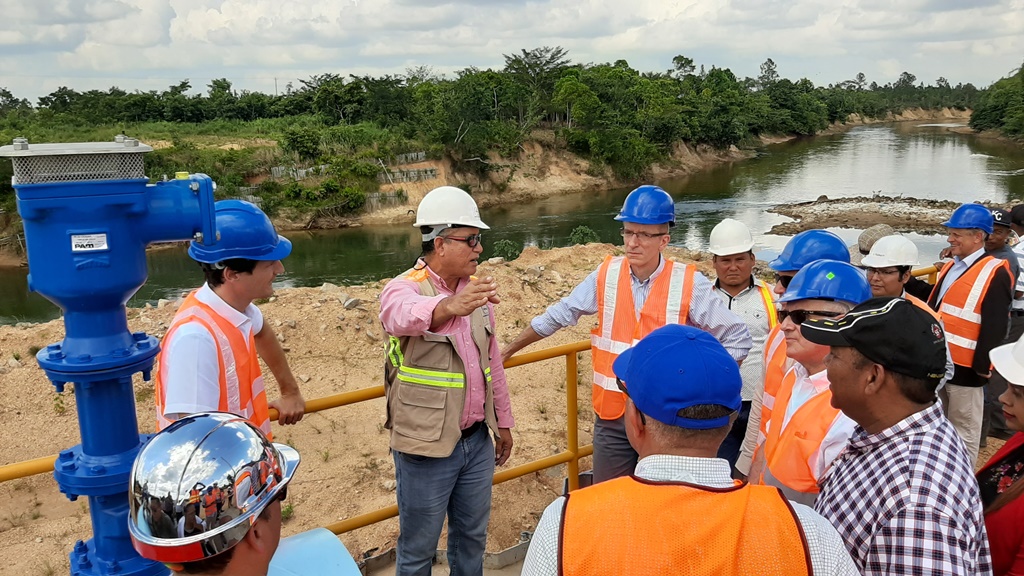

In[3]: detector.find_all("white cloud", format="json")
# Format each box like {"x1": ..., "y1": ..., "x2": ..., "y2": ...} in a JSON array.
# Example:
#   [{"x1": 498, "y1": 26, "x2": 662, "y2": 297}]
[{"x1": 0, "y1": 0, "x2": 1022, "y2": 100}]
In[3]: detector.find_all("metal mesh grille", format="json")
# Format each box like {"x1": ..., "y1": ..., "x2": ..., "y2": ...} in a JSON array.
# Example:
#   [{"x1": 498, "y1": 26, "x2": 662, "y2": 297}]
[{"x1": 11, "y1": 153, "x2": 147, "y2": 184}]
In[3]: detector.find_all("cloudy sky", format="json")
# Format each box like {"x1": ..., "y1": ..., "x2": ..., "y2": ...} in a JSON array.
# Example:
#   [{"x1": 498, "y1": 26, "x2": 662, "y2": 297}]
[{"x1": 2, "y1": 0, "x2": 1022, "y2": 102}]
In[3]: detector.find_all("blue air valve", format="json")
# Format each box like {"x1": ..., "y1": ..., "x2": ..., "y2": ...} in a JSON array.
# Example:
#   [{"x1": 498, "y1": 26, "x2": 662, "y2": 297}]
[{"x1": 0, "y1": 137, "x2": 217, "y2": 576}]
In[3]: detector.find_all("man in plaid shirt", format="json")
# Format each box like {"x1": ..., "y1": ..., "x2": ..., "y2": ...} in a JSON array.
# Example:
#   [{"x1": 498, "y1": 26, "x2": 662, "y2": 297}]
[{"x1": 803, "y1": 297, "x2": 992, "y2": 575}]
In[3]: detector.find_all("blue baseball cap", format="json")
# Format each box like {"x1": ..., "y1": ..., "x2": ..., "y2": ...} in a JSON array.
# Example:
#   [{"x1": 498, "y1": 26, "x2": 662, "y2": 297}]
[{"x1": 612, "y1": 325, "x2": 741, "y2": 429}]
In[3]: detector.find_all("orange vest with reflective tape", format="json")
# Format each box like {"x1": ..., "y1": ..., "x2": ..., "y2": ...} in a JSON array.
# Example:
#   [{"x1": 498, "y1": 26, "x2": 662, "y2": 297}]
[
  {"x1": 591, "y1": 256, "x2": 694, "y2": 420},
  {"x1": 931, "y1": 256, "x2": 1010, "y2": 367},
  {"x1": 906, "y1": 293, "x2": 941, "y2": 321},
  {"x1": 154, "y1": 291, "x2": 272, "y2": 439},
  {"x1": 560, "y1": 476, "x2": 811, "y2": 576},
  {"x1": 760, "y1": 367, "x2": 841, "y2": 494},
  {"x1": 202, "y1": 493, "x2": 217, "y2": 517},
  {"x1": 758, "y1": 325, "x2": 789, "y2": 442}
]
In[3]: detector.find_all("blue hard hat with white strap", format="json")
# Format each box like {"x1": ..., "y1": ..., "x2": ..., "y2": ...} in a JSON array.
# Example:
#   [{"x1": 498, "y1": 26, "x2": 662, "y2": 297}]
[
  {"x1": 942, "y1": 203, "x2": 994, "y2": 235},
  {"x1": 769, "y1": 229, "x2": 849, "y2": 272},
  {"x1": 778, "y1": 259, "x2": 872, "y2": 305},
  {"x1": 189, "y1": 200, "x2": 292, "y2": 263},
  {"x1": 614, "y1": 185, "x2": 676, "y2": 225}
]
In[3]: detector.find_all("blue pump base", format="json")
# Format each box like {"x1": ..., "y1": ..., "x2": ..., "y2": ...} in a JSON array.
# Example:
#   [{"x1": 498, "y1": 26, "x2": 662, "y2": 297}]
[{"x1": 70, "y1": 539, "x2": 168, "y2": 576}]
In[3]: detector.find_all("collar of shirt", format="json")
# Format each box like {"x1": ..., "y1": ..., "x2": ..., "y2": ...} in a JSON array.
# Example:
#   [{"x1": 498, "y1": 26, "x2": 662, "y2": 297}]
[
  {"x1": 630, "y1": 255, "x2": 665, "y2": 286},
  {"x1": 791, "y1": 363, "x2": 831, "y2": 394},
  {"x1": 634, "y1": 454, "x2": 737, "y2": 488},
  {"x1": 196, "y1": 283, "x2": 251, "y2": 331},
  {"x1": 416, "y1": 258, "x2": 467, "y2": 296},
  {"x1": 845, "y1": 402, "x2": 944, "y2": 455}
]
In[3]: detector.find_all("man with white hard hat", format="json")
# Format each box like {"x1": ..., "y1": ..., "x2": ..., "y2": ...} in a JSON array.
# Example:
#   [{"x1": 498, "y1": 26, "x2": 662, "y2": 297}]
[
  {"x1": 379, "y1": 185, "x2": 514, "y2": 576},
  {"x1": 861, "y1": 235, "x2": 954, "y2": 385},
  {"x1": 129, "y1": 412, "x2": 300, "y2": 575},
  {"x1": 708, "y1": 218, "x2": 778, "y2": 469}
]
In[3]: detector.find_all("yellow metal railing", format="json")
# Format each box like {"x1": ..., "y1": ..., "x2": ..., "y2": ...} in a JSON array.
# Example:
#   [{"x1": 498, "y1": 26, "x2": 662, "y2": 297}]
[
  {"x1": 0, "y1": 339, "x2": 596, "y2": 537},
  {"x1": 912, "y1": 265, "x2": 939, "y2": 284}
]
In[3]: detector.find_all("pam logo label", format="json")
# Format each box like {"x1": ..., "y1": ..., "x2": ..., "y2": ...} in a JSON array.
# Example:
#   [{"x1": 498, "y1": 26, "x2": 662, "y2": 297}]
[{"x1": 71, "y1": 233, "x2": 108, "y2": 252}]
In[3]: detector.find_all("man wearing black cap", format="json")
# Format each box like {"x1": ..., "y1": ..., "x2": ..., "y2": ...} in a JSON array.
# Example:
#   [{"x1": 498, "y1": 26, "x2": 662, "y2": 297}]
[
  {"x1": 983, "y1": 207, "x2": 1024, "y2": 444},
  {"x1": 522, "y1": 324, "x2": 857, "y2": 576},
  {"x1": 804, "y1": 298, "x2": 991, "y2": 576}
]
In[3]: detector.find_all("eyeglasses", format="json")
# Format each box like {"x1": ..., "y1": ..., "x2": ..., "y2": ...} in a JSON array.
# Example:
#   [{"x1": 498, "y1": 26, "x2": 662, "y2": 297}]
[
  {"x1": 774, "y1": 273, "x2": 794, "y2": 289},
  {"x1": 621, "y1": 229, "x2": 668, "y2": 241},
  {"x1": 778, "y1": 309, "x2": 843, "y2": 325},
  {"x1": 442, "y1": 234, "x2": 482, "y2": 248},
  {"x1": 864, "y1": 267, "x2": 900, "y2": 277},
  {"x1": 616, "y1": 378, "x2": 647, "y2": 426}
]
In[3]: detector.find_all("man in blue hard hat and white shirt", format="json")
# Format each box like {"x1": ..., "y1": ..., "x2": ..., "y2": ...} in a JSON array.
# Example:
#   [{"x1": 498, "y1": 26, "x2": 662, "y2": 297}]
[
  {"x1": 522, "y1": 324, "x2": 858, "y2": 576},
  {"x1": 736, "y1": 229, "x2": 851, "y2": 479},
  {"x1": 502, "y1": 185, "x2": 752, "y2": 483},
  {"x1": 749, "y1": 259, "x2": 872, "y2": 505},
  {"x1": 155, "y1": 200, "x2": 305, "y2": 438},
  {"x1": 928, "y1": 203, "x2": 1013, "y2": 463}
]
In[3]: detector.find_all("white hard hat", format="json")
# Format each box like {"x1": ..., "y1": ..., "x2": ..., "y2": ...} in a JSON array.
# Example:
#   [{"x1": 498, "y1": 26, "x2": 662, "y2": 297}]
[
  {"x1": 992, "y1": 338, "x2": 1024, "y2": 386},
  {"x1": 860, "y1": 235, "x2": 919, "y2": 268},
  {"x1": 414, "y1": 186, "x2": 489, "y2": 230},
  {"x1": 709, "y1": 218, "x2": 754, "y2": 256}
]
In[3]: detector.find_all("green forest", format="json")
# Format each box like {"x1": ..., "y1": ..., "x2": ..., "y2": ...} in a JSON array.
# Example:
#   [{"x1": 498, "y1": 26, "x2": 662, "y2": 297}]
[{"x1": 0, "y1": 48, "x2": 1015, "y2": 219}]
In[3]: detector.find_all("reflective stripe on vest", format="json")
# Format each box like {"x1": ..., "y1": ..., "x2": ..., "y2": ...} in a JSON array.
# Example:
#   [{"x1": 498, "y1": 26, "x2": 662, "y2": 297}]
[
  {"x1": 761, "y1": 366, "x2": 841, "y2": 494},
  {"x1": 387, "y1": 336, "x2": 466, "y2": 388},
  {"x1": 155, "y1": 291, "x2": 272, "y2": 439},
  {"x1": 757, "y1": 283, "x2": 779, "y2": 328},
  {"x1": 590, "y1": 256, "x2": 694, "y2": 420},
  {"x1": 934, "y1": 256, "x2": 1009, "y2": 367},
  {"x1": 559, "y1": 476, "x2": 811, "y2": 576},
  {"x1": 757, "y1": 325, "x2": 788, "y2": 446}
]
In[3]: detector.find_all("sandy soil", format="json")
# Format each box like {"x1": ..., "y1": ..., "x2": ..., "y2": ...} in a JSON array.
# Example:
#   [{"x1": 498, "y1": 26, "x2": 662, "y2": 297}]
[
  {"x1": 768, "y1": 194, "x2": 1020, "y2": 235},
  {"x1": 0, "y1": 243, "x2": 717, "y2": 574}
]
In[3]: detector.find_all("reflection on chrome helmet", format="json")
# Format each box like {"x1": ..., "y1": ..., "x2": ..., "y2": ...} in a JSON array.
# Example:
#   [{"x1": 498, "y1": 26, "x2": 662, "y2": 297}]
[{"x1": 128, "y1": 412, "x2": 300, "y2": 564}]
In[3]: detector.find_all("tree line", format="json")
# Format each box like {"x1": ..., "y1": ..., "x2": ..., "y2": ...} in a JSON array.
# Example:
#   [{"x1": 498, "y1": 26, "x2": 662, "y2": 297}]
[
  {"x1": 0, "y1": 48, "x2": 991, "y2": 216},
  {"x1": 969, "y1": 62, "x2": 1024, "y2": 138}
]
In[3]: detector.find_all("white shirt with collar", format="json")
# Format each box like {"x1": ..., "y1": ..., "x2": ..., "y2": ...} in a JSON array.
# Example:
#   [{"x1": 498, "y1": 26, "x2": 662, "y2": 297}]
[
  {"x1": 936, "y1": 246, "x2": 986, "y2": 302},
  {"x1": 712, "y1": 277, "x2": 775, "y2": 401},
  {"x1": 521, "y1": 454, "x2": 859, "y2": 575},
  {"x1": 161, "y1": 283, "x2": 264, "y2": 416}
]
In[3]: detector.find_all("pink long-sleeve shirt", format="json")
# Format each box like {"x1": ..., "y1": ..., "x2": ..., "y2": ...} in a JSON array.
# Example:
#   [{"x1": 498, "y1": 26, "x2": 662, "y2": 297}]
[{"x1": 379, "y1": 263, "x2": 514, "y2": 430}]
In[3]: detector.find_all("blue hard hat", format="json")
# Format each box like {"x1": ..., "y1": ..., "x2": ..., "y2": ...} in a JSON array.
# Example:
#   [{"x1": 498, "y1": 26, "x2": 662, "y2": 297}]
[
  {"x1": 769, "y1": 229, "x2": 850, "y2": 272},
  {"x1": 614, "y1": 185, "x2": 676, "y2": 225},
  {"x1": 942, "y1": 203, "x2": 993, "y2": 234},
  {"x1": 612, "y1": 324, "x2": 741, "y2": 429},
  {"x1": 778, "y1": 259, "x2": 872, "y2": 305},
  {"x1": 189, "y1": 200, "x2": 292, "y2": 263}
]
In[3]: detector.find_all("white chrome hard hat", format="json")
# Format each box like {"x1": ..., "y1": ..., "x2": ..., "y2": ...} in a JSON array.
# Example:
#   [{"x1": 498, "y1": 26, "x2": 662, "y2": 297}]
[
  {"x1": 992, "y1": 338, "x2": 1024, "y2": 387},
  {"x1": 860, "y1": 235, "x2": 919, "y2": 268},
  {"x1": 709, "y1": 218, "x2": 754, "y2": 256},
  {"x1": 128, "y1": 412, "x2": 299, "y2": 565},
  {"x1": 413, "y1": 186, "x2": 489, "y2": 231}
]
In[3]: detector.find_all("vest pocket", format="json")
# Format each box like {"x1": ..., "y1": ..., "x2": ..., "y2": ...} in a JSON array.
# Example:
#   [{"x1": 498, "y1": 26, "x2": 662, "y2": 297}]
[
  {"x1": 410, "y1": 332, "x2": 453, "y2": 370},
  {"x1": 393, "y1": 383, "x2": 447, "y2": 442}
]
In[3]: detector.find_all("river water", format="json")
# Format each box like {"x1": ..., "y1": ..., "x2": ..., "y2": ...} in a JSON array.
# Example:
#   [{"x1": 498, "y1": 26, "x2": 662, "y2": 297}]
[{"x1": 3, "y1": 122, "x2": 1024, "y2": 325}]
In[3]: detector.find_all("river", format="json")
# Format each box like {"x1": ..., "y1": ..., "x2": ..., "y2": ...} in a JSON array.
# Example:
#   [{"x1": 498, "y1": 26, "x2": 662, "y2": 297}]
[{"x1": 3, "y1": 122, "x2": 1024, "y2": 325}]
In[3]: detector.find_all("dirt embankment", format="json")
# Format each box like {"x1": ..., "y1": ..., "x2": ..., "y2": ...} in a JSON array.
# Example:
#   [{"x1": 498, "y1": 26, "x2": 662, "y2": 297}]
[
  {"x1": 768, "y1": 194, "x2": 1019, "y2": 235},
  {"x1": 0, "y1": 243, "x2": 718, "y2": 574}
]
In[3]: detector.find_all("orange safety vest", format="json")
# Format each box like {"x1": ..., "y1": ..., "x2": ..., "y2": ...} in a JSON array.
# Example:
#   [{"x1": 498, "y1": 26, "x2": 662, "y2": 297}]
[
  {"x1": 202, "y1": 493, "x2": 217, "y2": 517},
  {"x1": 761, "y1": 367, "x2": 841, "y2": 494},
  {"x1": 755, "y1": 282, "x2": 780, "y2": 328},
  {"x1": 906, "y1": 293, "x2": 941, "y2": 321},
  {"x1": 188, "y1": 488, "x2": 200, "y2": 506},
  {"x1": 154, "y1": 291, "x2": 272, "y2": 439},
  {"x1": 931, "y1": 256, "x2": 1010, "y2": 367},
  {"x1": 591, "y1": 256, "x2": 694, "y2": 420},
  {"x1": 560, "y1": 476, "x2": 811, "y2": 576},
  {"x1": 758, "y1": 324, "x2": 789, "y2": 444}
]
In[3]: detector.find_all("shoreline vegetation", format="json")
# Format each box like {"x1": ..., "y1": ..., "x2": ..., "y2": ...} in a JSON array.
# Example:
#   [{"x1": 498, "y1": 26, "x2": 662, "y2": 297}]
[{"x1": 0, "y1": 50, "x2": 1020, "y2": 252}]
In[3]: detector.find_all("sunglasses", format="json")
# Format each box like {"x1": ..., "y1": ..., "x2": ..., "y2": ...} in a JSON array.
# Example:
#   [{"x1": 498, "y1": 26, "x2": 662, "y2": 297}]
[
  {"x1": 442, "y1": 234, "x2": 482, "y2": 248},
  {"x1": 778, "y1": 309, "x2": 843, "y2": 325},
  {"x1": 774, "y1": 273, "x2": 794, "y2": 289},
  {"x1": 616, "y1": 378, "x2": 647, "y2": 426}
]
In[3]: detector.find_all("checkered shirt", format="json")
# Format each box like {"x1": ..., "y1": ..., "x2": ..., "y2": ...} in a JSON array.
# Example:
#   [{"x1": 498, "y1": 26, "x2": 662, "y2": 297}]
[{"x1": 814, "y1": 402, "x2": 992, "y2": 575}]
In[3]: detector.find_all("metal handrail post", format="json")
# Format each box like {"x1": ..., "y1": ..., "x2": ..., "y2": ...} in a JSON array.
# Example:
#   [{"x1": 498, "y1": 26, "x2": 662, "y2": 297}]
[{"x1": 565, "y1": 351, "x2": 580, "y2": 492}]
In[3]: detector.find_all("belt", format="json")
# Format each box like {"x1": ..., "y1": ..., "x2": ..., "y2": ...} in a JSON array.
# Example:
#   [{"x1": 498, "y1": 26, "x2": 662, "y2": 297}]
[
  {"x1": 461, "y1": 421, "x2": 483, "y2": 439},
  {"x1": 1012, "y1": 310, "x2": 1024, "y2": 317}
]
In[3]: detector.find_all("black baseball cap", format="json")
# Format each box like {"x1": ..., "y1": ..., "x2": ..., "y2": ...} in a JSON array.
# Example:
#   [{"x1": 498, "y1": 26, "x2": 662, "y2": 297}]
[
  {"x1": 992, "y1": 208, "x2": 1012, "y2": 228},
  {"x1": 1011, "y1": 205, "x2": 1024, "y2": 226},
  {"x1": 800, "y1": 297, "x2": 946, "y2": 383}
]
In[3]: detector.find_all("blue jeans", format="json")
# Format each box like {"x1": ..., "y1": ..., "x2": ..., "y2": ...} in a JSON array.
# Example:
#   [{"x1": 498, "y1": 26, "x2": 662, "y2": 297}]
[{"x1": 393, "y1": 425, "x2": 494, "y2": 576}]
